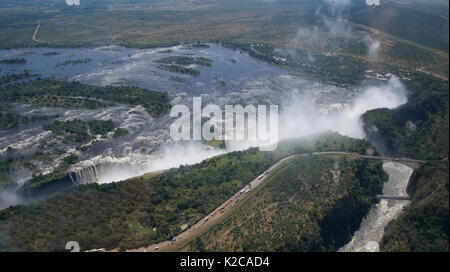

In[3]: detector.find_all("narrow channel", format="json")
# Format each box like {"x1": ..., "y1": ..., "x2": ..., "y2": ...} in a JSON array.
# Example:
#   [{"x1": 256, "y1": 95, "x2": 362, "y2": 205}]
[{"x1": 339, "y1": 162, "x2": 414, "y2": 252}]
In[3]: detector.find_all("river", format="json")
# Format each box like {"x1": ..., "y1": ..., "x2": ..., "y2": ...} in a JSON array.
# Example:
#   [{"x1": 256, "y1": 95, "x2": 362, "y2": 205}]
[
  {"x1": 0, "y1": 44, "x2": 408, "y2": 209},
  {"x1": 339, "y1": 162, "x2": 414, "y2": 252}
]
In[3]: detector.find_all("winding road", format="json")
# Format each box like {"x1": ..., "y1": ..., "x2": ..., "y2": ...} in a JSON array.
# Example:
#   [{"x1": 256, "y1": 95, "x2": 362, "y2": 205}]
[{"x1": 86, "y1": 151, "x2": 425, "y2": 252}]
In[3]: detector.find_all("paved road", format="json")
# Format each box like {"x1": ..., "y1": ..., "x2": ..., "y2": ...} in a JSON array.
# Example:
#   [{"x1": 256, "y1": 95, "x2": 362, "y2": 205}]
[
  {"x1": 312, "y1": 151, "x2": 355, "y2": 156},
  {"x1": 357, "y1": 155, "x2": 427, "y2": 164},
  {"x1": 312, "y1": 152, "x2": 428, "y2": 165},
  {"x1": 126, "y1": 154, "x2": 300, "y2": 252},
  {"x1": 88, "y1": 151, "x2": 427, "y2": 252},
  {"x1": 376, "y1": 195, "x2": 410, "y2": 200}
]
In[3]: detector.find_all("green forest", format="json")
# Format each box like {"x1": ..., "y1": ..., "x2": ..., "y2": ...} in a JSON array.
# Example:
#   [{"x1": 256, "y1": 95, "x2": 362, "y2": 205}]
[
  {"x1": 43, "y1": 119, "x2": 116, "y2": 143},
  {"x1": 0, "y1": 79, "x2": 171, "y2": 118},
  {"x1": 185, "y1": 155, "x2": 386, "y2": 252},
  {"x1": 0, "y1": 0, "x2": 448, "y2": 253},
  {"x1": 0, "y1": 58, "x2": 26, "y2": 64},
  {"x1": 154, "y1": 56, "x2": 212, "y2": 67},
  {"x1": 381, "y1": 162, "x2": 449, "y2": 251},
  {"x1": 0, "y1": 112, "x2": 57, "y2": 131},
  {"x1": 0, "y1": 134, "x2": 375, "y2": 251},
  {"x1": 158, "y1": 65, "x2": 201, "y2": 77},
  {"x1": 362, "y1": 72, "x2": 449, "y2": 252},
  {"x1": 362, "y1": 72, "x2": 448, "y2": 160}
]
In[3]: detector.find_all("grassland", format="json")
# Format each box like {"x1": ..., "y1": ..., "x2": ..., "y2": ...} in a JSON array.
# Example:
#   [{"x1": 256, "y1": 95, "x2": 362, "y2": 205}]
[
  {"x1": 0, "y1": 0, "x2": 447, "y2": 79},
  {"x1": 350, "y1": 3, "x2": 449, "y2": 53},
  {"x1": 0, "y1": 0, "x2": 317, "y2": 49}
]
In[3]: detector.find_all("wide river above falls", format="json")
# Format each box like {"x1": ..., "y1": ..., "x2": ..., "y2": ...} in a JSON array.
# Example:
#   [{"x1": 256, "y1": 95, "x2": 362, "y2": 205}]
[{"x1": 0, "y1": 44, "x2": 408, "y2": 210}]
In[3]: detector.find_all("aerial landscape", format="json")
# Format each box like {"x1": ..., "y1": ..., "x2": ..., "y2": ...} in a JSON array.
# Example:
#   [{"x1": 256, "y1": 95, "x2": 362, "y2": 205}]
[{"x1": 0, "y1": 0, "x2": 448, "y2": 256}]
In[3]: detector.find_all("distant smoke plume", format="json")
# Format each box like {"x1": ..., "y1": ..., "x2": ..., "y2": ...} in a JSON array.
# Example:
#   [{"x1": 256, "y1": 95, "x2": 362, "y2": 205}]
[
  {"x1": 282, "y1": 0, "x2": 382, "y2": 58},
  {"x1": 368, "y1": 39, "x2": 381, "y2": 59},
  {"x1": 284, "y1": 0, "x2": 358, "y2": 53}
]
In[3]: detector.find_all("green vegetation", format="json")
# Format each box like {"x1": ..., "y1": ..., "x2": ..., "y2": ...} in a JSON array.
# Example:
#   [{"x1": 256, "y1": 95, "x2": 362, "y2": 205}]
[
  {"x1": 0, "y1": 0, "x2": 446, "y2": 79},
  {"x1": 158, "y1": 64, "x2": 201, "y2": 77},
  {"x1": 363, "y1": 73, "x2": 448, "y2": 160},
  {"x1": 0, "y1": 151, "x2": 73, "y2": 191},
  {"x1": 341, "y1": 39, "x2": 448, "y2": 79},
  {"x1": 0, "y1": 134, "x2": 375, "y2": 251},
  {"x1": 223, "y1": 42, "x2": 368, "y2": 86},
  {"x1": 113, "y1": 128, "x2": 129, "y2": 138},
  {"x1": 0, "y1": 72, "x2": 37, "y2": 85},
  {"x1": 0, "y1": 112, "x2": 57, "y2": 130},
  {"x1": 87, "y1": 120, "x2": 115, "y2": 136},
  {"x1": 362, "y1": 71, "x2": 449, "y2": 251},
  {"x1": 204, "y1": 139, "x2": 225, "y2": 149},
  {"x1": 350, "y1": 3, "x2": 449, "y2": 53},
  {"x1": 0, "y1": 158, "x2": 17, "y2": 190},
  {"x1": 55, "y1": 58, "x2": 92, "y2": 67},
  {"x1": 21, "y1": 96, "x2": 114, "y2": 110},
  {"x1": 154, "y1": 56, "x2": 212, "y2": 67},
  {"x1": 43, "y1": 120, "x2": 91, "y2": 143},
  {"x1": 381, "y1": 162, "x2": 449, "y2": 252},
  {"x1": 1, "y1": 157, "x2": 45, "y2": 190},
  {"x1": 21, "y1": 162, "x2": 72, "y2": 192},
  {"x1": 0, "y1": 58, "x2": 26, "y2": 64},
  {"x1": 63, "y1": 153, "x2": 79, "y2": 166},
  {"x1": 0, "y1": 79, "x2": 170, "y2": 117},
  {"x1": 43, "y1": 52, "x2": 58, "y2": 56},
  {"x1": 1, "y1": 148, "x2": 286, "y2": 251},
  {"x1": 0, "y1": 0, "x2": 447, "y2": 253},
  {"x1": 186, "y1": 156, "x2": 385, "y2": 252},
  {"x1": 388, "y1": 42, "x2": 445, "y2": 69},
  {"x1": 158, "y1": 49, "x2": 173, "y2": 54},
  {"x1": 190, "y1": 43, "x2": 210, "y2": 49},
  {"x1": 0, "y1": 0, "x2": 319, "y2": 49},
  {"x1": 43, "y1": 119, "x2": 116, "y2": 143},
  {"x1": 169, "y1": 76, "x2": 186, "y2": 83},
  {"x1": 31, "y1": 151, "x2": 52, "y2": 164}
]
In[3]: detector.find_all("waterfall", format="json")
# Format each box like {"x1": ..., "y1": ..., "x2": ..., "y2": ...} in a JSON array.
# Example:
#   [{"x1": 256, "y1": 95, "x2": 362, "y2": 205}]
[
  {"x1": 70, "y1": 164, "x2": 100, "y2": 185},
  {"x1": 68, "y1": 157, "x2": 152, "y2": 184}
]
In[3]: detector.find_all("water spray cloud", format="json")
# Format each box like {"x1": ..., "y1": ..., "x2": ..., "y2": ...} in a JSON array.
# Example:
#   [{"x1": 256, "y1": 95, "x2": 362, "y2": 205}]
[{"x1": 279, "y1": 76, "x2": 408, "y2": 139}]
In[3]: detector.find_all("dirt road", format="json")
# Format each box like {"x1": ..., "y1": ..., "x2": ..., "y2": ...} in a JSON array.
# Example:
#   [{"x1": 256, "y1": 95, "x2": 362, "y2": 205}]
[{"x1": 32, "y1": 21, "x2": 42, "y2": 43}]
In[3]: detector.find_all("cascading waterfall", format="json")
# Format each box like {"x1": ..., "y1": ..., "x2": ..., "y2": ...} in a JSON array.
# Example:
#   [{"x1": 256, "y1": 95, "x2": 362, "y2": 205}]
[
  {"x1": 69, "y1": 160, "x2": 148, "y2": 185},
  {"x1": 70, "y1": 164, "x2": 100, "y2": 185},
  {"x1": 67, "y1": 143, "x2": 225, "y2": 185}
]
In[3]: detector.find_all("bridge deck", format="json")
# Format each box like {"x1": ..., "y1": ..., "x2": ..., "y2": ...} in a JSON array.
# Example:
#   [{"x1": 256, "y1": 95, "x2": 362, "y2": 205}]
[
  {"x1": 376, "y1": 195, "x2": 411, "y2": 200},
  {"x1": 357, "y1": 155, "x2": 427, "y2": 164}
]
